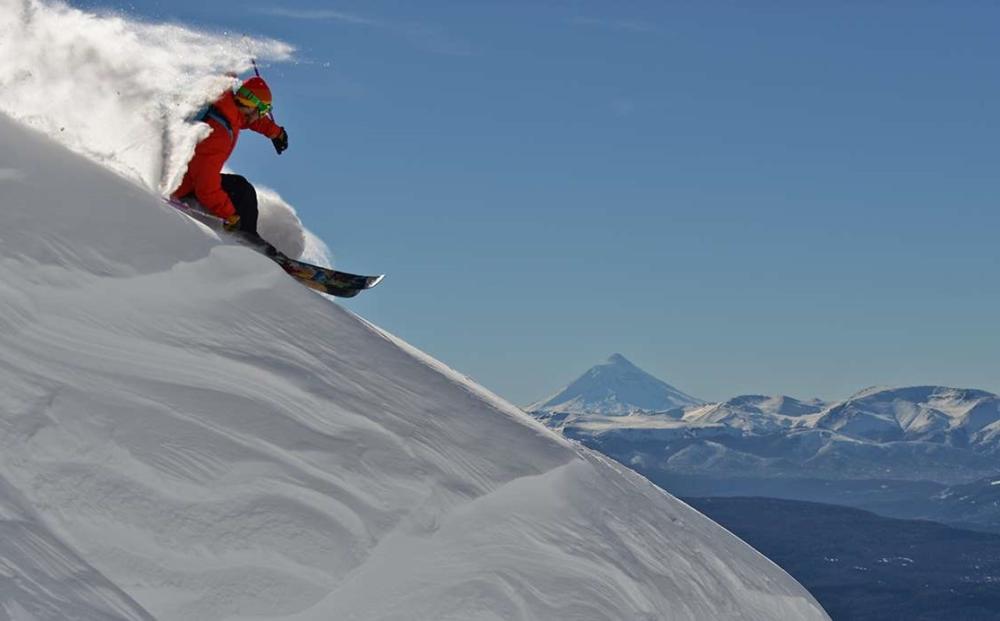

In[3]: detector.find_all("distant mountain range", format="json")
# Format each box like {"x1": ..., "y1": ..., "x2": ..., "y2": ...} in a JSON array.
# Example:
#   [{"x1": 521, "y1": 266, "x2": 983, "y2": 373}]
[
  {"x1": 541, "y1": 385, "x2": 1000, "y2": 482},
  {"x1": 528, "y1": 356, "x2": 1000, "y2": 531}
]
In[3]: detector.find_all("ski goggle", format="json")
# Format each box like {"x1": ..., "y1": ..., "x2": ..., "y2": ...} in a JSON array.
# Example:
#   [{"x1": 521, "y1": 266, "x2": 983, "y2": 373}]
[{"x1": 236, "y1": 86, "x2": 272, "y2": 115}]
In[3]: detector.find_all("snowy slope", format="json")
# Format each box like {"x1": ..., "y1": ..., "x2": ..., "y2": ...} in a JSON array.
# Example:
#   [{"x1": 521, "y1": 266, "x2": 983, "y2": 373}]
[
  {"x1": 0, "y1": 2, "x2": 828, "y2": 618},
  {"x1": 528, "y1": 354, "x2": 703, "y2": 415},
  {"x1": 0, "y1": 477, "x2": 153, "y2": 620},
  {"x1": 0, "y1": 108, "x2": 829, "y2": 621}
]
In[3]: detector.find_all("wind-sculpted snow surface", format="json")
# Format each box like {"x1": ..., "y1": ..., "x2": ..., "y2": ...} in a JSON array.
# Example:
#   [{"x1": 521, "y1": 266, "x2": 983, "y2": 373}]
[
  {"x1": 0, "y1": 115, "x2": 829, "y2": 619},
  {"x1": 0, "y1": 477, "x2": 153, "y2": 620}
]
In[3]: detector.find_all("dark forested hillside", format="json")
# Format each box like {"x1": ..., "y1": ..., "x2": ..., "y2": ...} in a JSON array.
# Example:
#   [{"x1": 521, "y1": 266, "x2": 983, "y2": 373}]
[{"x1": 686, "y1": 497, "x2": 1000, "y2": 621}]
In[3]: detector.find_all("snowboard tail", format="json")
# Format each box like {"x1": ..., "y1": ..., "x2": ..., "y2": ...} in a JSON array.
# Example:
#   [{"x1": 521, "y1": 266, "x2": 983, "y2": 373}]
[{"x1": 167, "y1": 199, "x2": 383, "y2": 298}]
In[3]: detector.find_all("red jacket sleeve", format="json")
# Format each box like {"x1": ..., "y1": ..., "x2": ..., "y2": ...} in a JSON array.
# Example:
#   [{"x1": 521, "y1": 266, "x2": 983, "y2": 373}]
[
  {"x1": 247, "y1": 115, "x2": 282, "y2": 139},
  {"x1": 189, "y1": 123, "x2": 237, "y2": 219}
]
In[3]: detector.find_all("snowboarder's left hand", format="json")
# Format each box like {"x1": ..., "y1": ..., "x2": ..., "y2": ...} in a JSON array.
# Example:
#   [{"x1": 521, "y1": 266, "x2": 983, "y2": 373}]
[{"x1": 272, "y1": 128, "x2": 288, "y2": 155}]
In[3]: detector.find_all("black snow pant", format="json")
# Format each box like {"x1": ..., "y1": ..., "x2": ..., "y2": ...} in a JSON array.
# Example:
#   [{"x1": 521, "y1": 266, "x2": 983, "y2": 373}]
[{"x1": 220, "y1": 174, "x2": 259, "y2": 234}]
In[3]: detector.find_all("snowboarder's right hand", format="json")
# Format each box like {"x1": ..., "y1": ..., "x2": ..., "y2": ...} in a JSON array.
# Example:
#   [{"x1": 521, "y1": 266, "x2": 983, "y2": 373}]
[
  {"x1": 223, "y1": 214, "x2": 241, "y2": 232},
  {"x1": 272, "y1": 128, "x2": 288, "y2": 155}
]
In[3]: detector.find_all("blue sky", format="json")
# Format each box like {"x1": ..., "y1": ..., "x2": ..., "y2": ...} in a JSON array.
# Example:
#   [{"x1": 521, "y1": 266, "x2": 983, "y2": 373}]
[{"x1": 77, "y1": 0, "x2": 1000, "y2": 404}]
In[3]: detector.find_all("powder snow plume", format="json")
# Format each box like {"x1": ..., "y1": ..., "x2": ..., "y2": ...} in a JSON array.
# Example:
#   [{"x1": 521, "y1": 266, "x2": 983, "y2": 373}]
[{"x1": 0, "y1": 0, "x2": 324, "y2": 261}]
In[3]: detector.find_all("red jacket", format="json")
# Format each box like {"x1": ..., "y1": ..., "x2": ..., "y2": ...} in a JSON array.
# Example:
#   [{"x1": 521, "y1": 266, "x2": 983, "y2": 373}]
[{"x1": 172, "y1": 90, "x2": 282, "y2": 219}]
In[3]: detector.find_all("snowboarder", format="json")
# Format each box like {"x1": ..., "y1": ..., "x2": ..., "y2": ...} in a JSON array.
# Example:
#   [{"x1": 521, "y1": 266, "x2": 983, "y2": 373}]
[{"x1": 172, "y1": 76, "x2": 289, "y2": 235}]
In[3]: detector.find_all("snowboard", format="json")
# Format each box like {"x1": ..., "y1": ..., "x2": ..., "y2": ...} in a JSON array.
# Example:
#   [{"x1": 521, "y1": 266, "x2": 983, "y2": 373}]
[{"x1": 167, "y1": 199, "x2": 384, "y2": 298}]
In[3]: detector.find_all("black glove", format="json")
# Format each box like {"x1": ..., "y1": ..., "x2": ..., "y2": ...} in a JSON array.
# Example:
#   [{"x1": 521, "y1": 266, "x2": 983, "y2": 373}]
[{"x1": 272, "y1": 127, "x2": 288, "y2": 155}]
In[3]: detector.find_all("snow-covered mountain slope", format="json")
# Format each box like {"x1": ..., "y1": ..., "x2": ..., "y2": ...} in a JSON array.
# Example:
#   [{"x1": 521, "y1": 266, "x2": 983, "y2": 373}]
[
  {"x1": 683, "y1": 395, "x2": 827, "y2": 434},
  {"x1": 0, "y1": 65, "x2": 827, "y2": 621},
  {"x1": 528, "y1": 353, "x2": 703, "y2": 415},
  {"x1": 815, "y1": 386, "x2": 1000, "y2": 444},
  {"x1": 545, "y1": 385, "x2": 1000, "y2": 484}
]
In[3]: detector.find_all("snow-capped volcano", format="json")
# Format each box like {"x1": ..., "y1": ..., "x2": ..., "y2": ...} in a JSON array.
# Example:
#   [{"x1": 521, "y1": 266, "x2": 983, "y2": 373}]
[
  {"x1": 528, "y1": 353, "x2": 703, "y2": 415},
  {"x1": 0, "y1": 2, "x2": 829, "y2": 619}
]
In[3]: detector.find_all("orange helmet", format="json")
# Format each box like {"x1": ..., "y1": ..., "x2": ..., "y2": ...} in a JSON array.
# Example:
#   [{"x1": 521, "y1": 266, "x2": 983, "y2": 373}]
[{"x1": 235, "y1": 77, "x2": 272, "y2": 114}]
